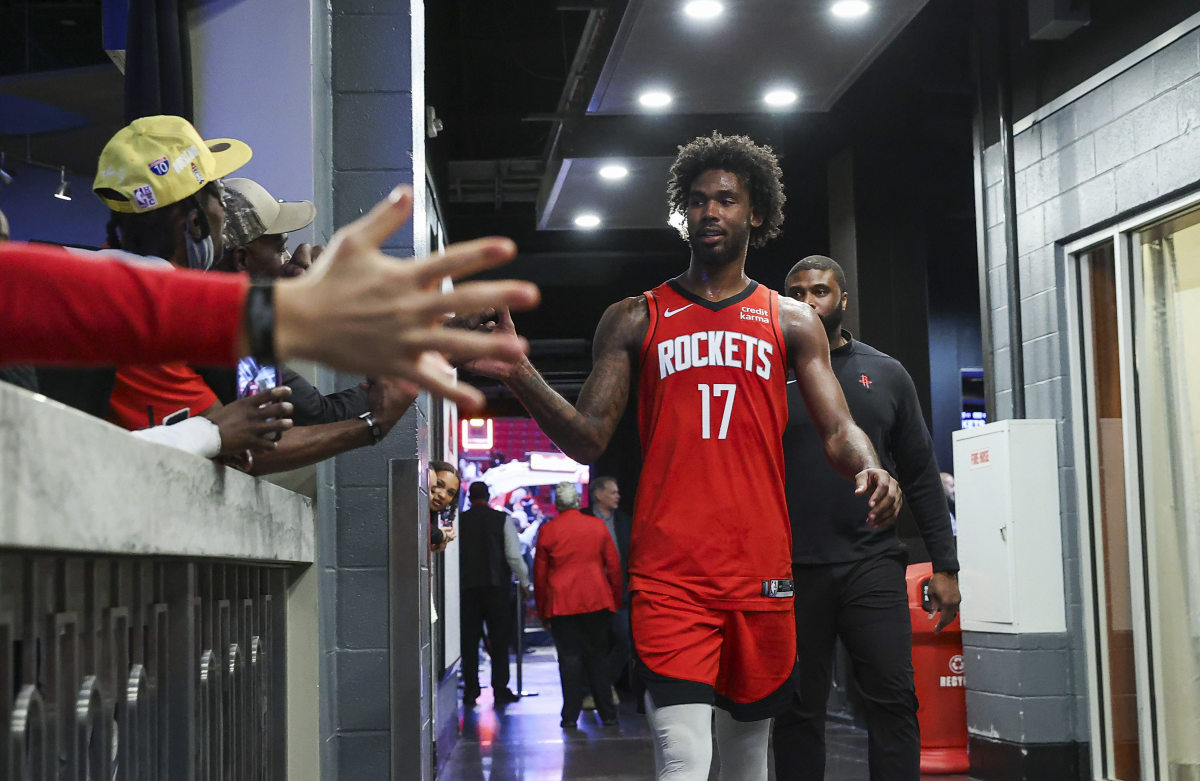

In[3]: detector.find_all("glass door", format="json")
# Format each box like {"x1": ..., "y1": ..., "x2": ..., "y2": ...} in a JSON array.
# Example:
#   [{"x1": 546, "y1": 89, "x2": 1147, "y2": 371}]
[
  {"x1": 1072, "y1": 201, "x2": 1200, "y2": 781},
  {"x1": 1074, "y1": 241, "x2": 1143, "y2": 781},
  {"x1": 1132, "y1": 210, "x2": 1200, "y2": 780}
]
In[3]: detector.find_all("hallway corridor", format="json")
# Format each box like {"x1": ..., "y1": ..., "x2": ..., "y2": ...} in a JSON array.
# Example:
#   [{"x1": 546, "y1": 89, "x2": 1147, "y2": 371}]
[{"x1": 443, "y1": 646, "x2": 976, "y2": 780}]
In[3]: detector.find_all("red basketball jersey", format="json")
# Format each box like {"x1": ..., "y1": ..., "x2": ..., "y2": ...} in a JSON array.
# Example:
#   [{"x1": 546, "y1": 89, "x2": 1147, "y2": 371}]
[{"x1": 630, "y1": 280, "x2": 791, "y2": 610}]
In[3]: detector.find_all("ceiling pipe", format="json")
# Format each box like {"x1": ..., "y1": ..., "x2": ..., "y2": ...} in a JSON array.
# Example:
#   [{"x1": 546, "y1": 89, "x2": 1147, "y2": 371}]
[
  {"x1": 995, "y1": 0, "x2": 1026, "y2": 419},
  {"x1": 534, "y1": 3, "x2": 627, "y2": 220},
  {"x1": 969, "y1": 8, "x2": 997, "y2": 425}
]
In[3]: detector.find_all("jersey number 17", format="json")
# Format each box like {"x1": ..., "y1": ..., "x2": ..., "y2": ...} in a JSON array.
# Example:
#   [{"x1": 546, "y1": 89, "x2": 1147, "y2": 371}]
[{"x1": 697, "y1": 383, "x2": 737, "y2": 439}]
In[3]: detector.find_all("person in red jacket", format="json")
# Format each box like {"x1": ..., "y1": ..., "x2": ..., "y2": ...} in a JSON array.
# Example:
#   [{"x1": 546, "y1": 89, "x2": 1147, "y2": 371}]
[{"x1": 534, "y1": 481, "x2": 623, "y2": 729}]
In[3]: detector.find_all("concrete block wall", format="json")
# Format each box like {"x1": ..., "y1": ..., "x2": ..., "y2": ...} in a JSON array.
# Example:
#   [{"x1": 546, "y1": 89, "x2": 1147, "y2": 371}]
[
  {"x1": 972, "y1": 21, "x2": 1200, "y2": 762},
  {"x1": 314, "y1": 1, "x2": 429, "y2": 778}
]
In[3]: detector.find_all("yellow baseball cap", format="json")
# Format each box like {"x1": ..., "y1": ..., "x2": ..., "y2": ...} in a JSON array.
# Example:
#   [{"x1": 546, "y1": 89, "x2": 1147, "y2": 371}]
[{"x1": 93, "y1": 115, "x2": 252, "y2": 213}]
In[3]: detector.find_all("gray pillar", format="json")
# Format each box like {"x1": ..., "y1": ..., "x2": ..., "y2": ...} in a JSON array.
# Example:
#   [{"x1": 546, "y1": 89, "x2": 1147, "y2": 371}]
[{"x1": 316, "y1": 1, "x2": 429, "y2": 778}]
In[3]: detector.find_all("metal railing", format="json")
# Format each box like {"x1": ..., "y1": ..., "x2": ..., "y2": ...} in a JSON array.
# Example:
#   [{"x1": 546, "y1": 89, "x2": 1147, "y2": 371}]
[{"x1": 0, "y1": 383, "x2": 315, "y2": 781}]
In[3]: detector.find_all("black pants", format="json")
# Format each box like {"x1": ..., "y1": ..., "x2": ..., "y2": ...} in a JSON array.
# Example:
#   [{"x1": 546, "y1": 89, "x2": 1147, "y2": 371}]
[
  {"x1": 551, "y1": 610, "x2": 617, "y2": 723},
  {"x1": 773, "y1": 554, "x2": 919, "y2": 781},
  {"x1": 609, "y1": 605, "x2": 632, "y2": 688},
  {"x1": 460, "y1": 585, "x2": 512, "y2": 696}
]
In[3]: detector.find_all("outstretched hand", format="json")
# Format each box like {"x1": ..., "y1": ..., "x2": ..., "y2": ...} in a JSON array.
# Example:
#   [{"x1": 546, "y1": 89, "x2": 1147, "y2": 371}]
[
  {"x1": 853, "y1": 467, "x2": 902, "y2": 528},
  {"x1": 273, "y1": 186, "x2": 540, "y2": 410},
  {"x1": 455, "y1": 307, "x2": 523, "y2": 379}
]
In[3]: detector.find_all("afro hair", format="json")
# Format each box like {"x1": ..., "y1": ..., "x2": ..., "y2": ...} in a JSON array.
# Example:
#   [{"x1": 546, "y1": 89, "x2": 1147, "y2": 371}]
[{"x1": 667, "y1": 131, "x2": 785, "y2": 249}]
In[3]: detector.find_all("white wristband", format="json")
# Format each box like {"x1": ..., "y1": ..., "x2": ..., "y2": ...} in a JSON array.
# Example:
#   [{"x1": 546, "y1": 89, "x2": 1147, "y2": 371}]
[{"x1": 130, "y1": 416, "x2": 222, "y2": 459}]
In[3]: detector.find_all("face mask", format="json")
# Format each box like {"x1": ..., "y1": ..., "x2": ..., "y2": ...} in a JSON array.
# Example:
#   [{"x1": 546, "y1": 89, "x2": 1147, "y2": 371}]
[{"x1": 184, "y1": 229, "x2": 214, "y2": 271}]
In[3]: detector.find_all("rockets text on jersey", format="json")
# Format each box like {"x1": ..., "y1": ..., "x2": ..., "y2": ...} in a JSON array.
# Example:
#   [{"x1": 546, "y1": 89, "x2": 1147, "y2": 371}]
[{"x1": 655, "y1": 329, "x2": 774, "y2": 381}]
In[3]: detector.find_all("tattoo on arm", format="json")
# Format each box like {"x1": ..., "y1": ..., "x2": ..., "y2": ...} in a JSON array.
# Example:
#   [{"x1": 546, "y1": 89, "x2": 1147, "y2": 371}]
[{"x1": 505, "y1": 297, "x2": 646, "y2": 463}]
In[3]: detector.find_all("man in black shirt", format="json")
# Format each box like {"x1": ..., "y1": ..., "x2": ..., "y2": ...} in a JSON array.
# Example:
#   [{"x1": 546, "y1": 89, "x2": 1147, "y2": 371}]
[
  {"x1": 773, "y1": 255, "x2": 961, "y2": 781},
  {"x1": 459, "y1": 481, "x2": 531, "y2": 707}
]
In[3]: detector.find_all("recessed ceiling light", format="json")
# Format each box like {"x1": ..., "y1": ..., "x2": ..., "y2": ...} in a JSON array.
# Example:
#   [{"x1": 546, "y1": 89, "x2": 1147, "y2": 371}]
[
  {"x1": 683, "y1": 1, "x2": 723, "y2": 19},
  {"x1": 575, "y1": 214, "x2": 602, "y2": 229},
  {"x1": 763, "y1": 89, "x2": 798, "y2": 107},
  {"x1": 599, "y1": 164, "x2": 629, "y2": 180},
  {"x1": 638, "y1": 91, "x2": 673, "y2": 109},
  {"x1": 831, "y1": 0, "x2": 870, "y2": 19}
]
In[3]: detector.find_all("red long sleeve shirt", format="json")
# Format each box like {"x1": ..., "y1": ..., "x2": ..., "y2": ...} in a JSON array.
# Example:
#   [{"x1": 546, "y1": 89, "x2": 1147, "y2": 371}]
[{"x1": 0, "y1": 242, "x2": 248, "y2": 368}]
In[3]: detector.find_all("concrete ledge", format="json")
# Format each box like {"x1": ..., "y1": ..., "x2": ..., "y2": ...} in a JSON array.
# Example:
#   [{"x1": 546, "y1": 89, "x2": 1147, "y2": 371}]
[{"x1": 0, "y1": 382, "x2": 314, "y2": 563}]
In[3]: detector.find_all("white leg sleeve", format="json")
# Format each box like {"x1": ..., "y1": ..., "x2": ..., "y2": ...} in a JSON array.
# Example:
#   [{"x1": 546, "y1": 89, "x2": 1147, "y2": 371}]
[
  {"x1": 644, "y1": 692, "x2": 714, "y2": 781},
  {"x1": 713, "y1": 708, "x2": 771, "y2": 781}
]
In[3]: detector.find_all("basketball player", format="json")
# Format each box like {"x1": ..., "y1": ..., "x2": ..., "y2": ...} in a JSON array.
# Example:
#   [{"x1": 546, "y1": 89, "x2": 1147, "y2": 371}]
[{"x1": 467, "y1": 132, "x2": 901, "y2": 780}]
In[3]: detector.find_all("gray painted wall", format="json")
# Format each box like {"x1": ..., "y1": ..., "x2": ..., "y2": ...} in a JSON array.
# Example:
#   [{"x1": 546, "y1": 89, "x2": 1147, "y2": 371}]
[
  {"x1": 317, "y1": 2, "x2": 430, "y2": 779},
  {"x1": 970, "y1": 22, "x2": 1200, "y2": 747},
  {"x1": 191, "y1": 0, "x2": 320, "y2": 246}
]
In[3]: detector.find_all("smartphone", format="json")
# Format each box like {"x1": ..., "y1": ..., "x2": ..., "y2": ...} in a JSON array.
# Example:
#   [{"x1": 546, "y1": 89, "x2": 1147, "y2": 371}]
[
  {"x1": 162, "y1": 408, "x2": 190, "y2": 426},
  {"x1": 237, "y1": 357, "x2": 282, "y2": 441}
]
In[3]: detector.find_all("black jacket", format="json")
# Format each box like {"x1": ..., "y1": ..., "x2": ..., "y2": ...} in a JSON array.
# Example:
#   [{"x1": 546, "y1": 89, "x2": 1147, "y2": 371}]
[
  {"x1": 583, "y1": 505, "x2": 633, "y2": 603},
  {"x1": 782, "y1": 333, "x2": 958, "y2": 573}
]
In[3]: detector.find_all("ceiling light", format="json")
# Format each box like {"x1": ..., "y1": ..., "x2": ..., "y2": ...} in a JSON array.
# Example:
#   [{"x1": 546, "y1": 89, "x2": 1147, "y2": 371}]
[
  {"x1": 763, "y1": 89, "x2": 798, "y2": 108},
  {"x1": 0, "y1": 153, "x2": 12, "y2": 185},
  {"x1": 54, "y1": 167, "x2": 71, "y2": 201},
  {"x1": 599, "y1": 164, "x2": 629, "y2": 180},
  {"x1": 683, "y1": 1, "x2": 723, "y2": 19},
  {"x1": 831, "y1": 0, "x2": 870, "y2": 19},
  {"x1": 574, "y1": 213, "x2": 601, "y2": 229},
  {"x1": 638, "y1": 91, "x2": 673, "y2": 109}
]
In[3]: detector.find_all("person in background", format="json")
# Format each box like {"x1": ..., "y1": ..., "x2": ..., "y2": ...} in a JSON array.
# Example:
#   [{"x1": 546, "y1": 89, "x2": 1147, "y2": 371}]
[
  {"x1": 216, "y1": 177, "x2": 318, "y2": 279},
  {"x1": 534, "y1": 482, "x2": 622, "y2": 729},
  {"x1": 582, "y1": 475, "x2": 633, "y2": 709},
  {"x1": 459, "y1": 480, "x2": 530, "y2": 706},
  {"x1": 92, "y1": 115, "x2": 293, "y2": 460},
  {"x1": 430, "y1": 460, "x2": 461, "y2": 552},
  {"x1": 195, "y1": 176, "x2": 419, "y2": 474},
  {"x1": 773, "y1": 255, "x2": 960, "y2": 781}
]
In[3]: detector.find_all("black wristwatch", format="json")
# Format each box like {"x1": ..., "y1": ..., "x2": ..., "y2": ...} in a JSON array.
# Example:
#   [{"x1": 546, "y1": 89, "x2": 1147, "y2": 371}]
[
  {"x1": 359, "y1": 411, "x2": 384, "y2": 444},
  {"x1": 244, "y1": 283, "x2": 277, "y2": 363}
]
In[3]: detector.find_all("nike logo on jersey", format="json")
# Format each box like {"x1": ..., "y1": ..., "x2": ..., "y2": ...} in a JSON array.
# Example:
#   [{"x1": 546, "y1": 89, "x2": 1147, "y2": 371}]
[
  {"x1": 663, "y1": 304, "x2": 693, "y2": 318},
  {"x1": 657, "y1": 330, "x2": 773, "y2": 380}
]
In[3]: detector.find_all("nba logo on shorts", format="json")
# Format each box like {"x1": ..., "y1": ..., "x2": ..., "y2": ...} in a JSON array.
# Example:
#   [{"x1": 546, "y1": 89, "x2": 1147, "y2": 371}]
[{"x1": 148, "y1": 157, "x2": 170, "y2": 176}]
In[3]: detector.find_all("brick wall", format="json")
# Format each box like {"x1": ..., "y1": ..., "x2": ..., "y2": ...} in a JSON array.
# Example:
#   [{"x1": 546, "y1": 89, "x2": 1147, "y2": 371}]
[
  {"x1": 314, "y1": 1, "x2": 430, "y2": 778},
  {"x1": 970, "y1": 23, "x2": 1200, "y2": 753}
]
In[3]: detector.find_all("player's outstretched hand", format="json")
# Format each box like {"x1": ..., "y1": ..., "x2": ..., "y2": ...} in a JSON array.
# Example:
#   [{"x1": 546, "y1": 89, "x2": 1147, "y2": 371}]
[
  {"x1": 854, "y1": 467, "x2": 902, "y2": 528},
  {"x1": 273, "y1": 186, "x2": 540, "y2": 410},
  {"x1": 455, "y1": 307, "x2": 524, "y2": 380}
]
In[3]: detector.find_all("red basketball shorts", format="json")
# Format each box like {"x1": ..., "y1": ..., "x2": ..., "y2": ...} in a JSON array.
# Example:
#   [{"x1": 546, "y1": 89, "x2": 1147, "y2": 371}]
[{"x1": 632, "y1": 590, "x2": 797, "y2": 721}]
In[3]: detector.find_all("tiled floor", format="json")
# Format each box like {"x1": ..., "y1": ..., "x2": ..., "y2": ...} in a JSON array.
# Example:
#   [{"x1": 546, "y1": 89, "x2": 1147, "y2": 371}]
[{"x1": 442, "y1": 645, "x2": 976, "y2": 780}]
